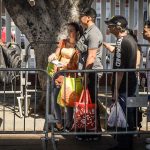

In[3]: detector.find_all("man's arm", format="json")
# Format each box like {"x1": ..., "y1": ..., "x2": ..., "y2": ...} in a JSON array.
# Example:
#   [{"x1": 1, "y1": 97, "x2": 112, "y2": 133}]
[
  {"x1": 103, "y1": 42, "x2": 115, "y2": 53},
  {"x1": 85, "y1": 48, "x2": 97, "y2": 69}
]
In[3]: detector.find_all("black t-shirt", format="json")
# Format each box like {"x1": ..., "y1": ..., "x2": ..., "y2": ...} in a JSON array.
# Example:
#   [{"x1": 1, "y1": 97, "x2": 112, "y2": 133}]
[{"x1": 112, "y1": 34, "x2": 137, "y2": 95}]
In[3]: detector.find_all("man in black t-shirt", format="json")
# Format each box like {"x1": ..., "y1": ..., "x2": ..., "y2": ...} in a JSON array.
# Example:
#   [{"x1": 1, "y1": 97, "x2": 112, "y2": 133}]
[
  {"x1": 104, "y1": 16, "x2": 137, "y2": 150},
  {"x1": 112, "y1": 34, "x2": 137, "y2": 96}
]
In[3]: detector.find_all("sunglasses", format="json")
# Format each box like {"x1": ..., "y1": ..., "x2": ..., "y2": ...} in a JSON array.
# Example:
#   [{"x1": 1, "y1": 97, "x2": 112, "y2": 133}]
[{"x1": 107, "y1": 24, "x2": 116, "y2": 28}]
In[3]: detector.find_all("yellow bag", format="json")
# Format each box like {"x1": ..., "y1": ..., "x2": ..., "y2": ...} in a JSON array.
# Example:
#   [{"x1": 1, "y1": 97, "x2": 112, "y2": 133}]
[{"x1": 57, "y1": 77, "x2": 83, "y2": 107}]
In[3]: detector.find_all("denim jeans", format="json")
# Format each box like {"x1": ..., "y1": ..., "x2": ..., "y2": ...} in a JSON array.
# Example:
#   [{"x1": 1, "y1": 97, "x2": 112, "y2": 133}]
[
  {"x1": 88, "y1": 73, "x2": 101, "y2": 132},
  {"x1": 53, "y1": 85, "x2": 73, "y2": 128},
  {"x1": 116, "y1": 91, "x2": 136, "y2": 149}
]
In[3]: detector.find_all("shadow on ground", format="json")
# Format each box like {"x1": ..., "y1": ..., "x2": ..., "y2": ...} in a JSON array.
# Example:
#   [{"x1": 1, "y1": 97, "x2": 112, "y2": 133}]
[{"x1": 0, "y1": 134, "x2": 146, "y2": 150}]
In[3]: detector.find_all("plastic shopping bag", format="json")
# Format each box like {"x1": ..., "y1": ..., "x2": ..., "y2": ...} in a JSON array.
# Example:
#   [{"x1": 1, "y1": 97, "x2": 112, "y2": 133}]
[
  {"x1": 57, "y1": 77, "x2": 83, "y2": 107},
  {"x1": 108, "y1": 101, "x2": 128, "y2": 128}
]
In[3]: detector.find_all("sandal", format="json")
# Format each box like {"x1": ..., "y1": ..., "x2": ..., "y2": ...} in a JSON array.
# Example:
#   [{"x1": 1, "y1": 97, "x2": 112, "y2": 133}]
[{"x1": 55, "y1": 123, "x2": 64, "y2": 131}]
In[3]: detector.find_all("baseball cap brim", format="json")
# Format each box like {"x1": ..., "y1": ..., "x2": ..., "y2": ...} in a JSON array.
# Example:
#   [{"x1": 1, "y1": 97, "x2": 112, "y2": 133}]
[{"x1": 104, "y1": 16, "x2": 128, "y2": 28}]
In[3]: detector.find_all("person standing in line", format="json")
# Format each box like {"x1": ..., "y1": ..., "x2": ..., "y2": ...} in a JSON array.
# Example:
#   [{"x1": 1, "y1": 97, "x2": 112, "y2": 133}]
[
  {"x1": 142, "y1": 20, "x2": 150, "y2": 150},
  {"x1": 76, "y1": 7, "x2": 103, "y2": 140},
  {"x1": 48, "y1": 22, "x2": 83, "y2": 131},
  {"x1": 104, "y1": 15, "x2": 137, "y2": 150},
  {"x1": 143, "y1": 20, "x2": 150, "y2": 92}
]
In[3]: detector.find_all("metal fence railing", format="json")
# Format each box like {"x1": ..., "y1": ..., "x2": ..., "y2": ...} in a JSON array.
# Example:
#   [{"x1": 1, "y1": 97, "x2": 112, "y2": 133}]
[
  {"x1": 0, "y1": 68, "x2": 50, "y2": 150},
  {"x1": 48, "y1": 68, "x2": 150, "y2": 150},
  {"x1": 1, "y1": 67, "x2": 150, "y2": 150}
]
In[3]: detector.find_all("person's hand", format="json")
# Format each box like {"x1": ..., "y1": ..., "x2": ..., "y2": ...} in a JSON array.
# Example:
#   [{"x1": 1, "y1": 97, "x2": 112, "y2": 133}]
[
  {"x1": 55, "y1": 75, "x2": 64, "y2": 86},
  {"x1": 103, "y1": 42, "x2": 115, "y2": 52},
  {"x1": 48, "y1": 53, "x2": 57, "y2": 62},
  {"x1": 103, "y1": 42, "x2": 111, "y2": 49}
]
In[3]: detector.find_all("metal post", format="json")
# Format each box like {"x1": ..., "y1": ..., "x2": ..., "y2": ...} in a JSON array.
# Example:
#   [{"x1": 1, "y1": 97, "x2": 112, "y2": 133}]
[
  {"x1": 129, "y1": 0, "x2": 134, "y2": 29},
  {"x1": 25, "y1": 37, "x2": 29, "y2": 50},
  {"x1": 110, "y1": 0, "x2": 116, "y2": 68},
  {"x1": 15, "y1": 26, "x2": 21, "y2": 46},
  {"x1": 110, "y1": 0, "x2": 115, "y2": 43},
  {"x1": 101, "y1": 0, "x2": 106, "y2": 69},
  {"x1": 138, "y1": 0, "x2": 144, "y2": 43},
  {"x1": 5, "y1": 9, "x2": 11, "y2": 43},
  {"x1": 120, "y1": 0, "x2": 125, "y2": 16},
  {"x1": 91, "y1": 0, "x2": 96, "y2": 9},
  {"x1": 92, "y1": 0, "x2": 99, "y2": 27},
  {"x1": 0, "y1": 0, "x2": 2, "y2": 39},
  {"x1": 148, "y1": 0, "x2": 150, "y2": 20},
  {"x1": 100, "y1": 0, "x2": 106, "y2": 40}
]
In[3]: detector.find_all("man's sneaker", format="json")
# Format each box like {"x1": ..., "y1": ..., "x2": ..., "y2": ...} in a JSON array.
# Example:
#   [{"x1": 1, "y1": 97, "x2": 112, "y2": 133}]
[
  {"x1": 86, "y1": 135, "x2": 100, "y2": 141},
  {"x1": 92, "y1": 136, "x2": 99, "y2": 141},
  {"x1": 146, "y1": 144, "x2": 150, "y2": 150},
  {"x1": 146, "y1": 138, "x2": 150, "y2": 144},
  {"x1": 64, "y1": 128, "x2": 70, "y2": 132}
]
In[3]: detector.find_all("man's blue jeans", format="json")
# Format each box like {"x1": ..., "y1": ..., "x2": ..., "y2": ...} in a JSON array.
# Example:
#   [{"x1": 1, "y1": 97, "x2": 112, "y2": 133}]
[{"x1": 116, "y1": 92, "x2": 136, "y2": 149}]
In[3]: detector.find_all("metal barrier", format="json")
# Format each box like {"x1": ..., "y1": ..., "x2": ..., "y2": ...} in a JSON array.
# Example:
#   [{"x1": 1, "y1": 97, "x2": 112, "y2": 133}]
[
  {"x1": 49, "y1": 68, "x2": 150, "y2": 150},
  {"x1": 0, "y1": 68, "x2": 50, "y2": 150},
  {"x1": 23, "y1": 41, "x2": 57, "y2": 117}
]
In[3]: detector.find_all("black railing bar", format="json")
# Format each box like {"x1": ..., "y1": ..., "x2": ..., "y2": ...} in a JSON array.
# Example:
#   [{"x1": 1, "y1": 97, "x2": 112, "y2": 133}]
[
  {"x1": 0, "y1": 68, "x2": 47, "y2": 73},
  {"x1": 53, "y1": 68, "x2": 150, "y2": 77},
  {"x1": 0, "y1": 91, "x2": 21, "y2": 94},
  {"x1": 26, "y1": 89, "x2": 42, "y2": 93},
  {"x1": 53, "y1": 130, "x2": 150, "y2": 135},
  {"x1": 108, "y1": 43, "x2": 150, "y2": 47}
]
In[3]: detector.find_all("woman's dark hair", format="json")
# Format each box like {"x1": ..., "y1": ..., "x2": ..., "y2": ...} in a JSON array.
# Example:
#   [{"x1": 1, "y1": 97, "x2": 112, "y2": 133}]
[
  {"x1": 80, "y1": 8, "x2": 97, "y2": 22},
  {"x1": 144, "y1": 20, "x2": 150, "y2": 27},
  {"x1": 67, "y1": 22, "x2": 83, "y2": 37}
]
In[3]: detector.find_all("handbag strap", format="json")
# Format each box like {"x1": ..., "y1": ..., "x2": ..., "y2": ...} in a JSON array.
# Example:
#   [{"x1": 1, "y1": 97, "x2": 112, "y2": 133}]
[
  {"x1": 57, "y1": 39, "x2": 66, "y2": 61},
  {"x1": 79, "y1": 88, "x2": 92, "y2": 104},
  {"x1": 86, "y1": 89, "x2": 92, "y2": 104}
]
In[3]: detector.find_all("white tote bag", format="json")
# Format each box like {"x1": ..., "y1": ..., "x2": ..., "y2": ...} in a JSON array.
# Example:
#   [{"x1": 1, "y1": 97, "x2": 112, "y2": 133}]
[{"x1": 108, "y1": 102, "x2": 128, "y2": 128}]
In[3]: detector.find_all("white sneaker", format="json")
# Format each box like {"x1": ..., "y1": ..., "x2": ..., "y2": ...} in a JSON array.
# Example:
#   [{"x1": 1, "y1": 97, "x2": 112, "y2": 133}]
[
  {"x1": 145, "y1": 138, "x2": 150, "y2": 144},
  {"x1": 145, "y1": 144, "x2": 150, "y2": 150}
]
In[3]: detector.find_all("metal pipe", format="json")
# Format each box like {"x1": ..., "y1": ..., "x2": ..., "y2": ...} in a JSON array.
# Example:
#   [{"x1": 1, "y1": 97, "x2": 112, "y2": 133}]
[{"x1": 5, "y1": 9, "x2": 11, "y2": 43}]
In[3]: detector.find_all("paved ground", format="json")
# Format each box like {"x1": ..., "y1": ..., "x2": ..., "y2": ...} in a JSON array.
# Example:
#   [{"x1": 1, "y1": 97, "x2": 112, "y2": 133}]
[
  {"x1": 0, "y1": 89, "x2": 149, "y2": 150},
  {"x1": 0, "y1": 133, "x2": 148, "y2": 150}
]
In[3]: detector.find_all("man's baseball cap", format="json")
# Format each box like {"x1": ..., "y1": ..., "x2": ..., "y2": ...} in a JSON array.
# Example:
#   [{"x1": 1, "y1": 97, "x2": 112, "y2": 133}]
[
  {"x1": 80, "y1": 8, "x2": 97, "y2": 19},
  {"x1": 105, "y1": 15, "x2": 128, "y2": 28}
]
